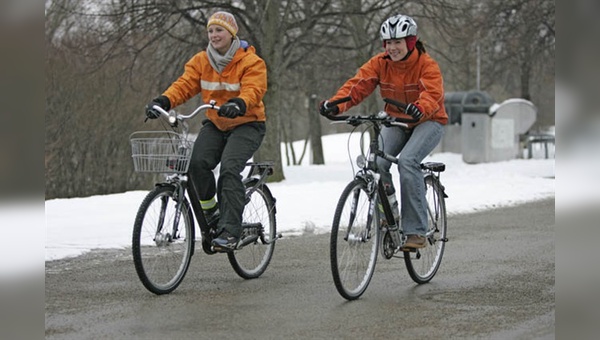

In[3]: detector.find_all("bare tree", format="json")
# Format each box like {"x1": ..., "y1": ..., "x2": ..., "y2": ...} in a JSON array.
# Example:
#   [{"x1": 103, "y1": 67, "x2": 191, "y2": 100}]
[
  {"x1": 45, "y1": 0, "x2": 555, "y2": 198},
  {"x1": 417, "y1": 0, "x2": 554, "y2": 127},
  {"x1": 484, "y1": 0, "x2": 554, "y2": 100},
  {"x1": 46, "y1": 0, "x2": 162, "y2": 198}
]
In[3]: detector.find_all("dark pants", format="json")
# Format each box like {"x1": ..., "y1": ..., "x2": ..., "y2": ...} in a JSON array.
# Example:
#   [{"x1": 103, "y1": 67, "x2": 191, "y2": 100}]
[{"x1": 189, "y1": 120, "x2": 266, "y2": 237}]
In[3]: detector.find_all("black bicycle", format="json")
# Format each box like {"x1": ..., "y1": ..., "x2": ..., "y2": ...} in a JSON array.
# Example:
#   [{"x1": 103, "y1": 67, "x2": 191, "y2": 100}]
[
  {"x1": 322, "y1": 97, "x2": 448, "y2": 300},
  {"x1": 130, "y1": 101, "x2": 281, "y2": 295}
]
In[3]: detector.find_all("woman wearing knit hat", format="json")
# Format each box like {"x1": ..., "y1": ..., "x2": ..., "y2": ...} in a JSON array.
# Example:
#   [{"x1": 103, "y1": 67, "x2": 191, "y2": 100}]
[
  {"x1": 319, "y1": 14, "x2": 448, "y2": 251},
  {"x1": 145, "y1": 11, "x2": 268, "y2": 252}
]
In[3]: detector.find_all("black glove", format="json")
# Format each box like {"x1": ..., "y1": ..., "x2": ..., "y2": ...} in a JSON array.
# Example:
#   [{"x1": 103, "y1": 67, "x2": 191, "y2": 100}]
[
  {"x1": 218, "y1": 97, "x2": 246, "y2": 119},
  {"x1": 319, "y1": 100, "x2": 339, "y2": 116},
  {"x1": 406, "y1": 103, "x2": 423, "y2": 120},
  {"x1": 145, "y1": 95, "x2": 171, "y2": 119}
]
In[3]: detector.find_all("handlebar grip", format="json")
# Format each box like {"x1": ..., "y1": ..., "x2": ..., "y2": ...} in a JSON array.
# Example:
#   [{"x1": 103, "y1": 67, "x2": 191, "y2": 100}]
[
  {"x1": 328, "y1": 96, "x2": 352, "y2": 107},
  {"x1": 382, "y1": 98, "x2": 420, "y2": 124},
  {"x1": 151, "y1": 105, "x2": 170, "y2": 117},
  {"x1": 321, "y1": 96, "x2": 351, "y2": 121},
  {"x1": 383, "y1": 98, "x2": 407, "y2": 111}
]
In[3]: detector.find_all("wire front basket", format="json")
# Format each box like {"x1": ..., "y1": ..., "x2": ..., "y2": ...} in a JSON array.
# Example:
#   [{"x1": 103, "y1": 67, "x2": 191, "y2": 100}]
[{"x1": 130, "y1": 131, "x2": 193, "y2": 174}]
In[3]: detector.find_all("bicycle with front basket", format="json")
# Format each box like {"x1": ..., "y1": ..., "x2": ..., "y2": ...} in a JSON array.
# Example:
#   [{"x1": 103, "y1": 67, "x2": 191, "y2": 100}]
[
  {"x1": 322, "y1": 97, "x2": 448, "y2": 300},
  {"x1": 130, "y1": 101, "x2": 281, "y2": 295}
]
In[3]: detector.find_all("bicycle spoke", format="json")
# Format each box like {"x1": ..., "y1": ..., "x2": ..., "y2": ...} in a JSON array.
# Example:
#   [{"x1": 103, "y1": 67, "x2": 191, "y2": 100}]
[
  {"x1": 331, "y1": 179, "x2": 379, "y2": 300},
  {"x1": 404, "y1": 175, "x2": 447, "y2": 284},
  {"x1": 228, "y1": 182, "x2": 276, "y2": 279},
  {"x1": 132, "y1": 186, "x2": 194, "y2": 295}
]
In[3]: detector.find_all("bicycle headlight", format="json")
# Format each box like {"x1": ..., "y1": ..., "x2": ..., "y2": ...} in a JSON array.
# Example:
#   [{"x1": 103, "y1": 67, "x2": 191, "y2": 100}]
[
  {"x1": 356, "y1": 155, "x2": 366, "y2": 169},
  {"x1": 376, "y1": 111, "x2": 388, "y2": 118}
]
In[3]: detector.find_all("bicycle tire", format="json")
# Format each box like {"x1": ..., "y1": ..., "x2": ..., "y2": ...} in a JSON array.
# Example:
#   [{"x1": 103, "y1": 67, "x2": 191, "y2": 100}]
[
  {"x1": 330, "y1": 178, "x2": 380, "y2": 300},
  {"x1": 132, "y1": 185, "x2": 195, "y2": 295},
  {"x1": 228, "y1": 181, "x2": 276, "y2": 279},
  {"x1": 404, "y1": 175, "x2": 447, "y2": 284}
]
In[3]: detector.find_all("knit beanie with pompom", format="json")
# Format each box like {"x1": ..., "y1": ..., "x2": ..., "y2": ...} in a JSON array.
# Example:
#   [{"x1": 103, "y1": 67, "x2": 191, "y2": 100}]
[{"x1": 207, "y1": 11, "x2": 238, "y2": 37}]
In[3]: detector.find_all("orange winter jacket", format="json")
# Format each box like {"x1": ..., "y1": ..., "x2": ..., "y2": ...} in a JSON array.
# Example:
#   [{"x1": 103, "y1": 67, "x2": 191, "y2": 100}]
[
  {"x1": 329, "y1": 49, "x2": 447, "y2": 128},
  {"x1": 162, "y1": 44, "x2": 267, "y2": 131}
]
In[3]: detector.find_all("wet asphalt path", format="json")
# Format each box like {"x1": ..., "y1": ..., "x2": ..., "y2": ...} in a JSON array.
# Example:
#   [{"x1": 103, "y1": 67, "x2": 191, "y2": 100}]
[{"x1": 45, "y1": 198, "x2": 554, "y2": 339}]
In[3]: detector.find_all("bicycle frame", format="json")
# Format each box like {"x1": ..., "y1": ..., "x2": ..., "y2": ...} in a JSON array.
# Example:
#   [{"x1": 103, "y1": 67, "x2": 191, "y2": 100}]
[
  {"x1": 356, "y1": 122, "x2": 447, "y2": 252},
  {"x1": 146, "y1": 102, "x2": 280, "y2": 250},
  {"x1": 325, "y1": 96, "x2": 449, "y2": 299},
  {"x1": 347, "y1": 121, "x2": 404, "y2": 258},
  {"x1": 160, "y1": 162, "x2": 278, "y2": 250},
  {"x1": 132, "y1": 101, "x2": 280, "y2": 294}
]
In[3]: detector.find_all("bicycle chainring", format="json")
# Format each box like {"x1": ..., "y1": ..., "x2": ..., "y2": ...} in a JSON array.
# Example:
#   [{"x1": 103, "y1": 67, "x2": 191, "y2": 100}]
[{"x1": 381, "y1": 230, "x2": 395, "y2": 259}]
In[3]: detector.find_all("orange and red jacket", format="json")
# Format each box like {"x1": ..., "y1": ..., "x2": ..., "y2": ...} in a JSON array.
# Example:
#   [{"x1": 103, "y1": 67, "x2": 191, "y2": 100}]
[
  {"x1": 329, "y1": 49, "x2": 448, "y2": 128},
  {"x1": 162, "y1": 44, "x2": 267, "y2": 131}
]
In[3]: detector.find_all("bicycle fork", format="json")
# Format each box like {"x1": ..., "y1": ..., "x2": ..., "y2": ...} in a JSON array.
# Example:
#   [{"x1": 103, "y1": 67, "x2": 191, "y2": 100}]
[
  {"x1": 153, "y1": 195, "x2": 171, "y2": 246},
  {"x1": 171, "y1": 182, "x2": 187, "y2": 241},
  {"x1": 154, "y1": 181, "x2": 187, "y2": 247}
]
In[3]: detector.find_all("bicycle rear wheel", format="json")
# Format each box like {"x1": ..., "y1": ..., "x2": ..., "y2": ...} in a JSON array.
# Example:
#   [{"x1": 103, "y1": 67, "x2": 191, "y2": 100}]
[
  {"x1": 228, "y1": 181, "x2": 276, "y2": 279},
  {"x1": 132, "y1": 185, "x2": 195, "y2": 294},
  {"x1": 404, "y1": 175, "x2": 447, "y2": 284},
  {"x1": 330, "y1": 178, "x2": 380, "y2": 300}
]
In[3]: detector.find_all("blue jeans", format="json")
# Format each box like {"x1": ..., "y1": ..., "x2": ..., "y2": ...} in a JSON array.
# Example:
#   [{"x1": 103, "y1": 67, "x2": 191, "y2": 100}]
[
  {"x1": 189, "y1": 120, "x2": 266, "y2": 237},
  {"x1": 376, "y1": 121, "x2": 444, "y2": 236}
]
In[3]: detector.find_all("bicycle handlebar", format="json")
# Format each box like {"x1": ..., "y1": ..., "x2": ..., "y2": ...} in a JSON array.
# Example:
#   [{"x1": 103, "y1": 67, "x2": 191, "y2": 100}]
[
  {"x1": 327, "y1": 96, "x2": 353, "y2": 108},
  {"x1": 151, "y1": 100, "x2": 221, "y2": 125},
  {"x1": 321, "y1": 97, "x2": 420, "y2": 126}
]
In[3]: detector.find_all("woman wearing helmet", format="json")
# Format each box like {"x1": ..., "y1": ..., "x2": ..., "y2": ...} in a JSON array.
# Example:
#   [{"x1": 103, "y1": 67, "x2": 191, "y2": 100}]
[{"x1": 320, "y1": 14, "x2": 448, "y2": 250}]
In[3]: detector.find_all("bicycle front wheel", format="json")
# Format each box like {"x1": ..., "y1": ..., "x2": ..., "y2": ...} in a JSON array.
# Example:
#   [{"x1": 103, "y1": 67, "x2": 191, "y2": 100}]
[
  {"x1": 404, "y1": 175, "x2": 447, "y2": 284},
  {"x1": 132, "y1": 185, "x2": 195, "y2": 295},
  {"x1": 330, "y1": 178, "x2": 380, "y2": 300},
  {"x1": 228, "y1": 181, "x2": 276, "y2": 279}
]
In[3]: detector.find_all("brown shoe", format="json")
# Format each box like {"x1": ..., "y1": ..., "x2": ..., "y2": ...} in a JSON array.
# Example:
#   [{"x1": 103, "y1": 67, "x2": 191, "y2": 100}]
[{"x1": 401, "y1": 235, "x2": 426, "y2": 251}]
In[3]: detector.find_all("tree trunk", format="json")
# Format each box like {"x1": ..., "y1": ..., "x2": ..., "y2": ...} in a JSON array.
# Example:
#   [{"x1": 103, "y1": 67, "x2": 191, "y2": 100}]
[
  {"x1": 520, "y1": 59, "x2": 532, "y2": 101},
  {"x1": 307, "y1": 71, "x2": 325, "y2": 164},
  {"x1": 253, "y1": 0, "x2": 285, "y2": 182}
]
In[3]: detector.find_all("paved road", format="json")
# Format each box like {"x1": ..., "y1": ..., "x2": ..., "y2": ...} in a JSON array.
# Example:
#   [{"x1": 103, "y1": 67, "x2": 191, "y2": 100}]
[{"x1": 45, "y1": 198, "x2": 554, "y2": 339}]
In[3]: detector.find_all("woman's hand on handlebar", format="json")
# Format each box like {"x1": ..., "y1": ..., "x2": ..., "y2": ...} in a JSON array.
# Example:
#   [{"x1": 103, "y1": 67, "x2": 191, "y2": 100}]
[
  {"x1": 318, "y1": 100, "x2": 339, "y2": 116},
  {"x1": 382, "y1": 98, "x2": 420, "y2": 123},
  {"x1": 319, "y1": 97, "x2": 352, "y2": 117},
  {"x1": 319, "y1": 97, "x2": 420, "y2": 124},
  {"x1": 145, "y1": 95, "x2": 171, "y2": 120},
  {"x1": 405, "y1": 103, "x2": 423, "y2": 120}
]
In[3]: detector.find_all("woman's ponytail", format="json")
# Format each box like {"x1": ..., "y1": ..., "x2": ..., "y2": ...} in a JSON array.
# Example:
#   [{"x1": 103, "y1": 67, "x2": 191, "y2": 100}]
[{"x1": 416, "y1": 40, "x2": 426, "y2": 54}]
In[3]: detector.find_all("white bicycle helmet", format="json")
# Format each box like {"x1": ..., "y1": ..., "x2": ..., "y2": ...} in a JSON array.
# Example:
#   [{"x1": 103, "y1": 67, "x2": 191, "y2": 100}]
[{"x1": 380, "y1": 15, "x2": 417, "y2": 40}]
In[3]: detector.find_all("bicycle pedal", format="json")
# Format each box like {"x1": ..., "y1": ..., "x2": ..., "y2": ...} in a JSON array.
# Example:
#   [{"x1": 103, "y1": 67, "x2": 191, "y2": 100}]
[
  {"x1": 241, "y1": 222, "x2": 262, "y2": 229},
  {"x1": 236, "y1": 235, "x2": 259, "y2": 249},
  {"x1": 211, "y1": 245, "x2": 235, "y2": 253},
  {"x1": 201, "y1": 236, "x2": 217, "y2": 255}
]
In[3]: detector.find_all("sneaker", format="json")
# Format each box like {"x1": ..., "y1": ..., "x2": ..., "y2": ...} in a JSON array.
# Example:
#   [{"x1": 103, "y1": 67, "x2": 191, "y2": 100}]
[
  {"x1": 401, "y1": 235, "x2": 426, "y2": 250},
  {"x1": 211, "y1": 229, "x2": 239, "y2": 252},
  {"x1": 203, "y1": 206, "x2": 220, "y2": 228}
]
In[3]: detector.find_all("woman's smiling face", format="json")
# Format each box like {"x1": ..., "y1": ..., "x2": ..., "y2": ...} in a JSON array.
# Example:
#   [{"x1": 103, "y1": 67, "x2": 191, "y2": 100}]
[
  {"x1": 385, "y1": 38, "x2": 408, "y2": 61},
  {"x1": 208, "y1": 24, "x2": 233, "y2": 54}
]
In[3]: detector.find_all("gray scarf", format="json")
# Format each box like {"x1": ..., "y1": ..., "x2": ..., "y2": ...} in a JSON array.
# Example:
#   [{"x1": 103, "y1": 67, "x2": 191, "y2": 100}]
[{"x1": 207, "y1": 37, "x2": 240, "y2": 74}]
